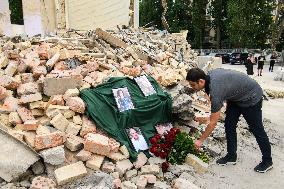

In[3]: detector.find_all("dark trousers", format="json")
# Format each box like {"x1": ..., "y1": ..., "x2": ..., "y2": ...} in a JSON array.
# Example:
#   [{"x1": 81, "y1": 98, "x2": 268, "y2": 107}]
[
  {"x1": 224, "y1": 100, "x2": 272, "y2": 163},
  {"x1": 269, "y1": 61, "x2": 275, "y2": 71}
]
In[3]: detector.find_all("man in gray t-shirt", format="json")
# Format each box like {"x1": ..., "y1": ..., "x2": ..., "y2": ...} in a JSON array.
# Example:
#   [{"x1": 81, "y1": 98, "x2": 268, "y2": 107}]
[{"x1": 186, "y1": 68, "x2": 272, "y2": 173}]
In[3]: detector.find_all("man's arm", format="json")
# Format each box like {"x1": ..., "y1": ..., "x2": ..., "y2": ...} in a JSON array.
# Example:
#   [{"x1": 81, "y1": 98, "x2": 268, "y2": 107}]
[{"x1": 194, "y1": 111, "x2": 221, "y2": 149}]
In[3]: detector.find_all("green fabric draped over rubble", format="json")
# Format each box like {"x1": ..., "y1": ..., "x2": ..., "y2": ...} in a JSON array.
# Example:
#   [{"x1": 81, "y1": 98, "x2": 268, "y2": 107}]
[{"x1": 80, "y1": 76, "x2": 172, "y2": 160}]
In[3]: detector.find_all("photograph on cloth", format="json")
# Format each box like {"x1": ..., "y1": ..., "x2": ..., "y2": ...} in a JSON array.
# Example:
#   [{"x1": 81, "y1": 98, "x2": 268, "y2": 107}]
[
  {"x1": 125, "y1": 127, "x2": 149, "y2": 152},
  {"x1": 112, "y1": 87, "x2": 135, "y2": 112},
  {"x1": 134, "y1": 75, "x2": 156, "y2": 96},
  {"x1": 155, "y1": 122, "x2": 173, "y2": 135}
]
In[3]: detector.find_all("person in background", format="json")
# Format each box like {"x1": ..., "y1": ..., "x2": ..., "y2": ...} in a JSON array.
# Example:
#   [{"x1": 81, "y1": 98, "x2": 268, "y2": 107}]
[
  {"x1": 186, "y1": 68, "x2": 273, "y2": 173},
  {"x1": 246, "y1": 54, "x2": 254, "y2": 75},
  {"x1": 257, "y1": 54, "x2": 265, "y2": 76},
  {"x1": 269, "y1": 53, "x2": 277, "y2": 72}
]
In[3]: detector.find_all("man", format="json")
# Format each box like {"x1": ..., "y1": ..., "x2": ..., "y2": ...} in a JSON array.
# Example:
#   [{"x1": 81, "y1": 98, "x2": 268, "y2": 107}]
[
  {"x1": 128, "y1": 128, "x2": 148, "y2": 152},
  {"x1": 186, "y1": 68, "x2": 272, "y2": 173}
]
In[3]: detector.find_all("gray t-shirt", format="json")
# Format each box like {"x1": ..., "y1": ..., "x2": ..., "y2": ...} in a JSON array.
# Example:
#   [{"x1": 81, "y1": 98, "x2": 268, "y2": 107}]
[{"x1": 208, "y1": 68, "x2": 263, "y2": 113}]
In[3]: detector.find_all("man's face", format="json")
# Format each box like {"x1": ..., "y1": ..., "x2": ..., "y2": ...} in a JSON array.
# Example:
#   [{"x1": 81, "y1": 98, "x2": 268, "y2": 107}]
[{"x1": 188, "y1": 79, "x2": 205, "y2": 91}]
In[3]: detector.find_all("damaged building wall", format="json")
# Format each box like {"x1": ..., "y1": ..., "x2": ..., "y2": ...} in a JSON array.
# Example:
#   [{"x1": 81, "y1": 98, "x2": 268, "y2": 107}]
[
  {"x1": 40, "y1": 0, "x2": 57, "y2": 34},
  {"x1": 65, "y1": 0, "x2": 131, "y2": 30},
  {"x1": 0, "y1": 0, "x2": 12, "y2": 36}
]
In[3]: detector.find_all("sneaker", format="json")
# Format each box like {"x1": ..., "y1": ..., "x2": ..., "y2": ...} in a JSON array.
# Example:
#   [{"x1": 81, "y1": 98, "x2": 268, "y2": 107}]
[
  {"x1": 254, "y1": 161, "x2": 273, "y2": 173},
  {"x1": 216, "y1": 155, "x2": 237, "y2": 166}
]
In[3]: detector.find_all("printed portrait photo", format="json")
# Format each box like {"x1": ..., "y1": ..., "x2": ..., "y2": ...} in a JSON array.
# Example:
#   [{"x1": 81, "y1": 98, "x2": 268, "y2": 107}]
[
  {"x1": 134, "y1": 75, "x2": 156, "y2": 96},
  {"x1": 126, "y1": 127, "x2": 149, "y2": 152},
  {"x1": 112, "y1": 87, "x2": 134, "y2": 112}
]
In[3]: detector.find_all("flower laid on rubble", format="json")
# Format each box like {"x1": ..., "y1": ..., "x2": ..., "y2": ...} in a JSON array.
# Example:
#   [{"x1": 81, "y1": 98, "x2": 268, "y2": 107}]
[{"x1": 150, "y1": 127, "x2": 210, "y2": 172}]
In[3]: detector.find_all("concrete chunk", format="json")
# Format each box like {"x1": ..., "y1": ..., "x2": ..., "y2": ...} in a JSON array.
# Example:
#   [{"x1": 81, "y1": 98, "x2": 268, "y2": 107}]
[
  {"x1": 40, "y1": 146, "x2": 65, "y2": 165},
  {"x1": 54, "y1": 161, "x2": 87, "y2": 185},
  {"x1": 43, "y1": 77, "x2": 82, "y2": 96},
  {"x1": 185, "y1": 154, "x2": 208, "y2": 174},
  {"x1": 86, "y1": 154, "x2": 105, "y2": 171}
]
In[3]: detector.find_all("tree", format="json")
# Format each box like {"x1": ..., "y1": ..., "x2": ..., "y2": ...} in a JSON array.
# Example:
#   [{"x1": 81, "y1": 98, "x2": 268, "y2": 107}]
[
  {"x1": 166, "y1": 0, "x2": 193, "y2": 40},
  {"x1": 210, "y1": 0, "x2": 229, "y2": 48},
  {"x1": 192, "y1": 0, "x2": 209, "y2": 49},
  {"x1": 227, "y1": 0, "x2": 273, "y2": 49},
  {"x1": 271, "y1": 1, "x2": 284, "y2": 51},
  {"x1": 139, "y1": 0, "x2": 163, "y2": 29}
]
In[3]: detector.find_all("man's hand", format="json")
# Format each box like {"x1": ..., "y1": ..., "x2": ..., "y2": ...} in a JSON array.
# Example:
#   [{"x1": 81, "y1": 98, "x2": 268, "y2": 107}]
[{"x1": 194, "y1": 139, "x2": 203, "y2": 150}]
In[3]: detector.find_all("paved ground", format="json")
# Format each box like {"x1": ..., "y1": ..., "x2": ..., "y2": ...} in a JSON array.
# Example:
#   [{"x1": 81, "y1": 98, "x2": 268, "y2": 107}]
[{"x1": 196, "y1": 63, "x2": 284, "y2": 189}]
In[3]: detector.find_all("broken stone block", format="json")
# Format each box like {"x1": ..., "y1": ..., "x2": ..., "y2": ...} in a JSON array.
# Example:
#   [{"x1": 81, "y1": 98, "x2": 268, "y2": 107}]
[
  {"x1": 115, "y1": 159, "x2": 133, "y2": 176},
  {"x1": 0, "y1": 53, "x2": 9, "y2": 68},
  {"x1": 140, "y1": 165, "x2": 160, "y2": 175},
  {"x1": 107, "y1": 152, "x2": 127, "y2": 161},
  {"x1": 136, "y1": 176, "x2": 147, "y2": 189},
  {"x1": 121, "y1": 181, "x2": 137, "y2": 189},
  {"x1": 21, "y1": 73, "x2": 34, "y2": 83},
  {"x1": 111, "y1": 172, "x2": 120, "y2": 179},
  {"x1": 36, "y1": 125, "x2": 51, "y2": 135},
  {"x1": 148, "y1": 157, "x2": 164, "y2": 165},
  {"x1": 50, "y1": 113, "x2": 69, "y2": 132},
  {"x1": 80, "y1": 115, "x2": 96, "y2": 137},
  {"x1": 40, "y1": 146, "x2": 65, "y2": 165},
  {"x1": 113, "y1": 178, "x2": 122, "y2": 189},
  {"x1": 63, "y1": 109, "x2": 75, "y2": 119},
  {"x1": 84, "y1": 133, "x2": 111, "y2": 155},
  {"x1": 119, "y1": 145, "x2": 130, "y2": 158},
  {"x1": 15, "y1": 120, "x2": 39, "y2": 131},
  {"x1": 76, "y1": 149, "x2": 92, "y2": 162},
  {"x1": 8, "y1": 112, "x2": 22, "y2": 125},
  {"x1": 179, "y1": 172, "x2": 196, "y2": 184},
  {"x1": 50, "y1": 95, "x2": 65, "y2": 106},
  {"x1": 32, "y1": 66, "x2": 47, "y2": 78},
  {"x1": 72, "y1": 115, "x2": 82, "y2": 125},
  {"x1": 101, "y1": 161, "x2": 115, "y2": 173},
  {"x1": 30, "y1": 176, "x2": 56, "y2": 189},
  {"x1": 65, "y1": 97, "x2": 85, "y2": 113},
  {"x1": 172, "y1": 178, "x2": 200, "y2": 189},
  {"x1": 65, "y1": 122, "x2": 81, "y2": 136},
  {"x1": 153, "y1": 181, "x2": 171, "y2": 189},
  {"x1": 0, "y1": 75, "x2": 20, "y2": 89},
  {"x1": 31, "y1": 109, "x2": 44, "y2": 117},
  {"x1": 23, "y1": 131, "x2": 36, "y2": 147},
  {"x1": 17, "y1": 82, "x2": 39, "y2": 96},
  {"x1": 17, "y1": 106, "x2": 35, "y2": 122},
  {"x1": 29, "y1": 101, "x2": 46, "y2": 109},
  {"x1": 86, "y1": 154, "x2": 105, "y2": 171},
  {"x1": 125, "y1": 169, "x2": 138, "y2": 180},
  {"x1": 4, "y1": 61, "x2": 18, "y2": 76},
  {"x1": 19, "y1": 93, "x2": 42, "y2": 104},
  {"x1": 185, "y1": 154, "x2": 208, "y2": 174},
  {"x1": 46, "y1": 53, "x2": 60, "y2": 70},
  {"x1": 54, "y1": 161, "x2": 87, "y2": 185},
  {"x1": 63, "y1": 88, "x2": 80, "y2": 100},
  {"x1": 0, "y1": 86, "x2": 7, "y2": 100},
  {"x1": 43, "y1": 77, "x2": 82, "y2": 96},
  {"x1": 65, "y1": 135, "x2": 84, "y2": 152},
  {"x1": 34, "y1": 131, "x2": 65, "y2": 150},
  {"x1": 133, "y1": 152, "x2": 148, "y2": 169}
]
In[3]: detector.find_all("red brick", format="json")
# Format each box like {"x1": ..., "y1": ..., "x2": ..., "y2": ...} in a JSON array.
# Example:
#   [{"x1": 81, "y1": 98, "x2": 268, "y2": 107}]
[
  {"x1": 0, "y1": 86, "x2": 7, "y2": 100},
  {"x1": 32, "y1": 66, "x2": 47, "y2": 78},
  {"x1": 19, "y1": 93, "x2": 42, "y2": 104},
  {"x1": 80, "y1": 115, "x2": 96, "y2": 137},
  {"x1": 0, "y1": 75, "x2": 20, "y2": 90},
  {"x1": 30, "y1": 176, "x2": 56, "y2": 189},
  {"x1": 34, "y1": 131, "x2": 65, "y2": 150},
  {"x1": 84, "y1": 133, "x2": 111, "y2": 156},
  {"x1": 65, "y1": 97, "x2": 85, "y2": 113},
  {"x1": 21, "y1": 73, "x2": 34, "y2": 83},
  {"x1": 15, "y1": 120, "x2": 39, "y2": 131},
  {"x1": 17, "y1": 106, "x2": 36, "y2": 122}
]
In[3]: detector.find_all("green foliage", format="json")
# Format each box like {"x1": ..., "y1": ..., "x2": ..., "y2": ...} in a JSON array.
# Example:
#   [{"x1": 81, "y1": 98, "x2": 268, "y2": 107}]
[
  {"x1": 168, "y1": 132, "x2": 209, "y2": 164},
  {"x1": 227, "y1": 0, "x2": 274, "y2": 49},
  {"x1": 139, "y1": 0, "x2": 163, "y2": 29},
  {"x1": 192, "y1": 0, "x2": 209, "y2": 49},
  {"x1": 8, "y1": 0, "x2": 24, "y2": 25}
]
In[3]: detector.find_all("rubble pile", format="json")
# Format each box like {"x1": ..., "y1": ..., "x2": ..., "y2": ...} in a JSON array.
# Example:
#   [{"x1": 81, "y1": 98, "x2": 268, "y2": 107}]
[
  {"x1": 265, "y1": 89, "x2": 284, "y2": 98},
  {"x1": 0, "y1": 28, "x2": 206, "y2": 188}
]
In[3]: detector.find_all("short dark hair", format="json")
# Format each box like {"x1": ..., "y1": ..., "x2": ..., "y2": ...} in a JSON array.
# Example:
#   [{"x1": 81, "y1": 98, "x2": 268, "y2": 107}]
[{"x1": 186, "y1": 68, "x2": 206, "y2": 82}]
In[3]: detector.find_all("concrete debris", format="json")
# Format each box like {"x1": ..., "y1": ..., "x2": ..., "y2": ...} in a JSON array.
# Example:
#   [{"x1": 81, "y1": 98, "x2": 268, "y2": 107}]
[{"x1": 0, "y1": 27, "x2": 229, "y2": 188}]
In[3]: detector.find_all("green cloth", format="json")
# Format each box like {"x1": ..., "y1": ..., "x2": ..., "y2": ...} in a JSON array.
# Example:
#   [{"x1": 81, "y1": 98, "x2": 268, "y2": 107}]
[{"x1": 80, "y1": 76, "x2": 172, "y2": 160}]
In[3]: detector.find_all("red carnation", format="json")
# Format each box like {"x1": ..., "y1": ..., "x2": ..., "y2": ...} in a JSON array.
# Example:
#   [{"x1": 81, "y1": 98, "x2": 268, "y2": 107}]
[
  {"x1": 161, "y1": 161, "x2": 169, "y2": 172},
  {"x1": 150, "y1": 146, "x2": 158, "y2": 154},
  {"x1": 160, "y1": 152, "x2": 167, "y2": 159},
  {"x1": 150, "y1": 137, "x2": 158, "y2": 144}
]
